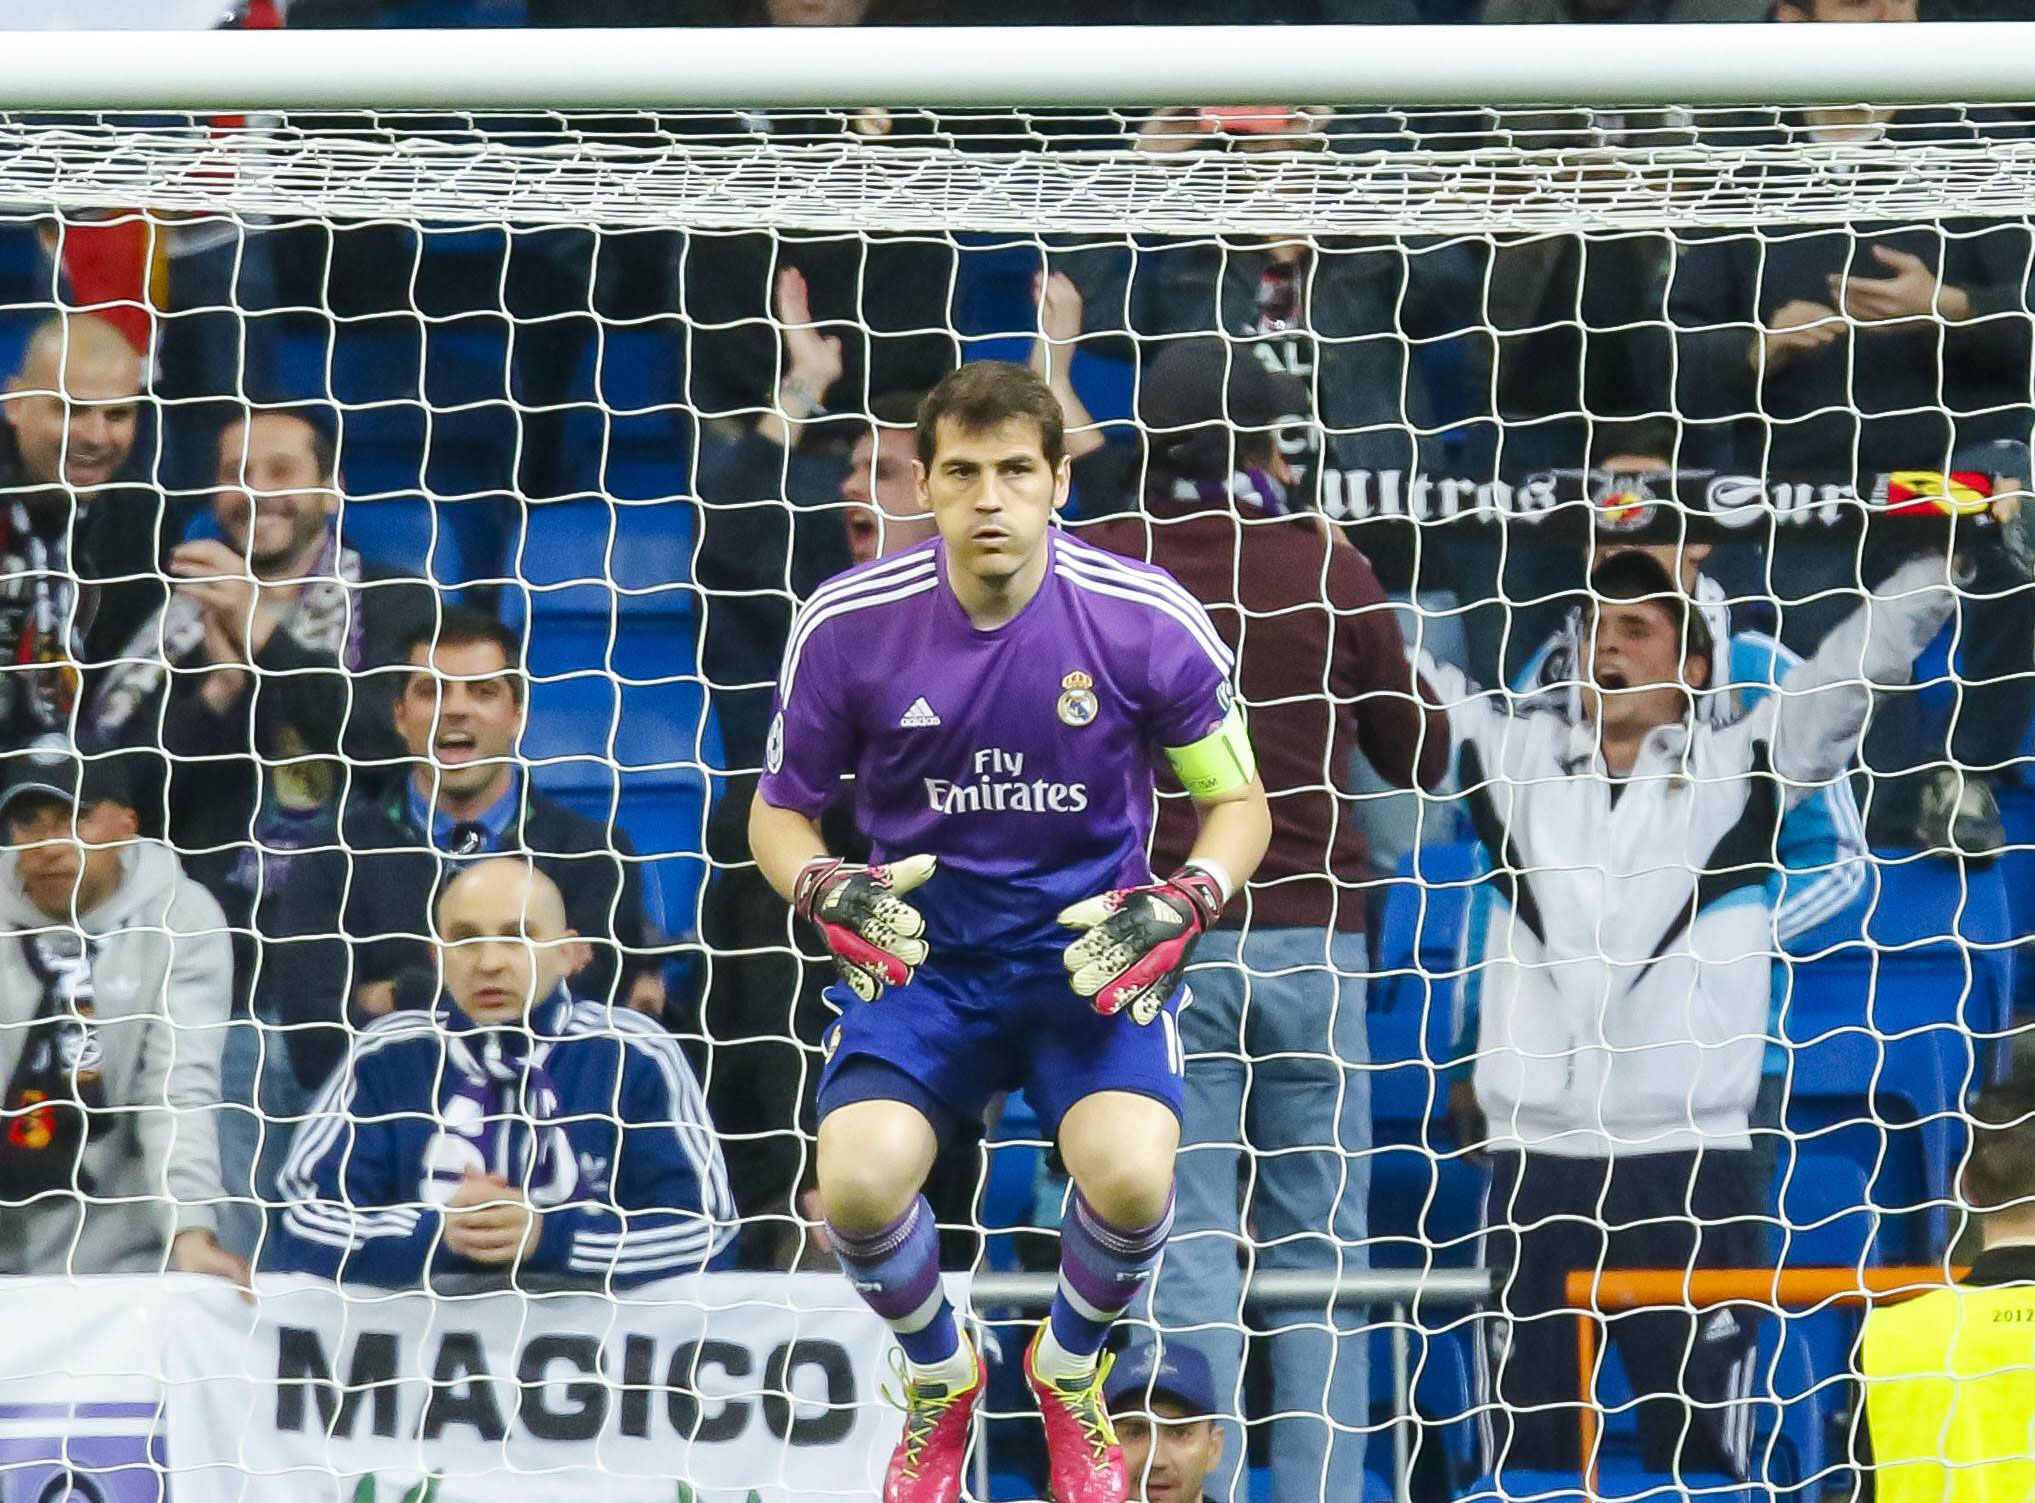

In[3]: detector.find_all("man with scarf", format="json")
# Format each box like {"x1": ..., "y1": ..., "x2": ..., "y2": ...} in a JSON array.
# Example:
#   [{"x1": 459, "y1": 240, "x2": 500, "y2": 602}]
[
  {"x1": 83, "y1": 403, "x2": 435, "y2": 938},
  {"x1": 80, "y1": 404, "x2": 435, "y2": 1260},
  {"x1": 0, "y1": 313, "x2": 165, "y2": 756},
  {"x1": 1075, "y1": 340, "x2": 1449, "y2": 1503},
  {"x1": 272, "y1": 857, "x2": 733, "y2": 1288}
]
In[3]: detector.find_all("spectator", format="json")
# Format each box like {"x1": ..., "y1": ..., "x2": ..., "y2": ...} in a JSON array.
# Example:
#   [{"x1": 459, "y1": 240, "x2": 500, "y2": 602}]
[
  {"x1": 1064, "y1": 118, "x2": 1451, "y2": 574},
  {"x1": 0, "y1": 314, "x2": 164, "y2": 757},
  {"x1": 1673, "y1": 28, "x2": 2025, "y2": 491},
  {"x1": 1080, "y1": 341, "x2": 1449, "y2": 1503},
  {"x1": 1843, "y1": 443, "x2": 2035, "y2": 855},
  {"x1": 1106, "y1": 1343, "x2": 1227, "y2": 1503},
  {"x1": 1424, "y1": 531, "x2": 1983, "y2": 1475},
  {"x1": 692, "y1": 266, "x2": 867, "y2": 771},
  {"x1": 272, "y1": 857, "x2": 733, "y2": 1288},
  {"x1": 1673, "y1": 41, "x2": 2035, "y2": 849},
  {"x1": 262, "y1": 607, "x2": 661, "y2": 1094},
  {"x1": 79, "y1": 403, "x2": 436, "y2": 1259},
  {"x1": 1857, "y1": 1078, "x2": 2035, "y2": 1503},
  {"x1": 1499, "y1": 436, "x2": 1869, "y2": 1194},
  {"x1": 0, "y1": 748, "x2": 243, "y2": 1284},
  {"x1": 840, "y1": 389, "x2": 940, "y2": 566},
  {"x1": 1669, "y1": 0, "x2": 2034, "y2": 840},
  {"x1": 83, "y1": 403, "x2": 436, "y2": 937}
]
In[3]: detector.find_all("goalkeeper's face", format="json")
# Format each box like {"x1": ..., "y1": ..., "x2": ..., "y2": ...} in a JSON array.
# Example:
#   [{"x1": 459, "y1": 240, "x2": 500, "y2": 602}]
[{"x1": 917, "y1": 417, "x2": 1070, "y2": 587}]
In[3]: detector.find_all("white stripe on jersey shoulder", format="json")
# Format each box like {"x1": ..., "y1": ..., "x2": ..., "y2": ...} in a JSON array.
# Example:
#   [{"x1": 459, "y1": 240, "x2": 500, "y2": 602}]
[
  {"x1": 1054, "y1": 537, "x2": 1233, "y2": 664},
  {"x1": 1057, "y1": 532, "x2": 1207, "y2": 610},
  {"x1": 786, "y1": 552, "x2": 939, "y2": 650},
  {"x1": 802, "y1": 546, "x2": 939, "y2": 612},
  {"x1": 1054, "y1": 547, "x2": 1234, "y2": 673},
  {"x1": 1055, "y1": 562, "x2": 1234, "y2": 677},
  {"x1": 781, "y1": 563, "x2": 940, "y2": 698}
]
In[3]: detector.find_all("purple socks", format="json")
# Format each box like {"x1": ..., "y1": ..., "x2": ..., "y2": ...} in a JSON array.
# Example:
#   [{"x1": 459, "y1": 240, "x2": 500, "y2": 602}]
[
  {"x1": 828, "y1": 1196, "x2": 961, "y2": 1368},
  {"x1": 1049, "y1": 1191, "x2": 1175, "y2": 1358}
]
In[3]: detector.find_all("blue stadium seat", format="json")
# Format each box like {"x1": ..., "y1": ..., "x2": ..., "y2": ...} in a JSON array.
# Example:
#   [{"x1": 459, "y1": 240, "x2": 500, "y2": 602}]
[
  {"x1": 1752, "y1": 1308, "x2": 1851, "y2": 1500},
  {"x1": 328, "y1": 323, "x2": 420, "y2": 402},
  {"x1": 1370, "y1": 1315, "x2": 1483, "y2": 1484},
  {"x1": 1366, "y1": 1142, "x2": 1485, "y2": 1270},
  {"x1": 514, "y1": 600, "x2": 722, "y2": 943},
  {"x1": 1369, "y1": 842, "x2": 1483, "y2": 1128},
  {"x1": 524, "y1": 696, "x2": 712, "y2": 947},
  {"x1": 1780, "y1": 853, "x2": 2013, "y2": 1253},
  {"x1": 556, "y1": 324, "x2": 690, "y2": 484},
  {"x1": 334, "y1": 494, "x2": 507, "y2": 591},
  {"x1": 1772, "y1": 1112, "x2": 1930, "y2": 1266},
  {"x1": 1459, "y1": 1466, "x2": 1756, "y2": 1503},
  {"x1": 270, "y1": 327, "x2": 330, "y2": 405},
  {"x1": 0, "y1": 226, "x2": 47, "y2": 308},
  {"x1": 521, "y1": 656, "x2": 719, "y2": 776},
  {"x1": 1994, "y1": 780, "x2": 2035, "y2": 1011},
  {"x1": 981, "y1": 1091, "x2": 1045, "y2": 1273},
  {"x1": 507, "y1": 496, "x2": 697, "y2": 615}
]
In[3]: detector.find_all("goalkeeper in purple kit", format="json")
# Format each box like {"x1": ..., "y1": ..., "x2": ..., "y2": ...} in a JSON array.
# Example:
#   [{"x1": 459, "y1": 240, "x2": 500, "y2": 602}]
[{"x1": 749, "y1": 361, "x2": 1270, "y2": 1503}]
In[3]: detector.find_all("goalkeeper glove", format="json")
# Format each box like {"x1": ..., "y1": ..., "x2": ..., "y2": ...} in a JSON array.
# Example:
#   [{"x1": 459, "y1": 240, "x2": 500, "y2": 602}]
[
  {"x1": 1057, "y1": 865, "x2": 1228, "y2": 1025},
  {"x1": 793, "y1": 854, "x2": 937, "y2": 1003}
]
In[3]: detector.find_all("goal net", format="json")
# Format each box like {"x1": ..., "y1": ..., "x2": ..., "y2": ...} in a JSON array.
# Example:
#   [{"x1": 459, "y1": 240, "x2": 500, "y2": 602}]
[{"x1": 0, "y1": 47, "x2": 2028, "y2": 1503}]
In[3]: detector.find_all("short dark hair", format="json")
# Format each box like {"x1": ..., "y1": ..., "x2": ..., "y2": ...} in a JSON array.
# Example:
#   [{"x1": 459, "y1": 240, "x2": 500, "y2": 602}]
[
  {"x1": 915, "y1": 361, "x2": 1065, "y2": 472},
  {"x1": 1587, "y1": 551, "x2": 1714, "y2": 669},
  {"x1": 1967, "y1": 1080, "x2": 2035, "y2": 1213},
  {"x1": 398, "y1": 606, "x2": 526, "y2": 703},
  {"x1": 222, "y1": 401, "x2": 340, "y2": 483}
]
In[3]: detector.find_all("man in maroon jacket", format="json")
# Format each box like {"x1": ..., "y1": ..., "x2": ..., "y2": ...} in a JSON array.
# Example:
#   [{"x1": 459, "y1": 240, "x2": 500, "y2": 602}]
[{"x1": 1077, "y1": 340, "x2": 1448, "y2": 1503}]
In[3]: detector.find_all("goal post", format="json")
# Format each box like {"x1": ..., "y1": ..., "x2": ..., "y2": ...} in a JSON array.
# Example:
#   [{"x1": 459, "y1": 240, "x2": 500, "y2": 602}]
[
  {"x1": 0, "y1": 23, "x2": 2029, "y2": 109},
  {"x1": 0, "y1": 24, "x2": 2026, "y2": 1503}
]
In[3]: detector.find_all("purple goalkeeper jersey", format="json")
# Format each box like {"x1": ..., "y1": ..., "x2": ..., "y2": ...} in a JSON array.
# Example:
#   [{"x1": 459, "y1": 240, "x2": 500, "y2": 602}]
[{"x1": 758, "y1": 530, "x2": 1235, "y2": 954}]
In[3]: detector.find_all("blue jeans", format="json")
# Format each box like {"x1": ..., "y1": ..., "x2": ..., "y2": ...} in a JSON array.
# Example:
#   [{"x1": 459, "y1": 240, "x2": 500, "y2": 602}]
[
  {"x1": 1145, "y1": 927, "x2": 1372, "y2": 1503},
  {"x1": 215, "y1": 1016, "x2": 312, "y2": 1264}
]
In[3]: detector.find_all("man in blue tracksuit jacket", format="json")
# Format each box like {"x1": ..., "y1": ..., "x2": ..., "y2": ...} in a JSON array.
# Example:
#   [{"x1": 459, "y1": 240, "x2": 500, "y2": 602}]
[{"x1": 272, "y1": 857, "x2": 734, "y2": 1288}]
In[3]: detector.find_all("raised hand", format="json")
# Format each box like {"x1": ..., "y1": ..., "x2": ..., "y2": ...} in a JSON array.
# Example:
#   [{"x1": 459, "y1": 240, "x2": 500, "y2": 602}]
[{"x1": 1830, "y1": 245, "x2": 1972, "y2": 326}]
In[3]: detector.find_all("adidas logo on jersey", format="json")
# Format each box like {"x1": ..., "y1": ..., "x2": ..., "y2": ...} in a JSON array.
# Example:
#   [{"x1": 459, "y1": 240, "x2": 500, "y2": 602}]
[{"x1": 899, "y1": 696, "x2": 942, "y2": 728}]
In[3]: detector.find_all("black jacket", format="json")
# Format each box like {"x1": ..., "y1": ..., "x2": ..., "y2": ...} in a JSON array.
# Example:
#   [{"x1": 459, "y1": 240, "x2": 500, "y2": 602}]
[
  {"x1": 1672, "y1": 111, "x2": 2034, "y2": 477},
  {"x1": 82, "y1": 561, "x2": 438, "y2": 934},
  {"x1": 262, "y1": 784, "x2": 654, "y2": 1090},
  {"x1": 0, "y1": 426, "x2": 169, "y2": 754},
  {"x1": 692, "y1": 425, "x2": 852, "y2": 772}
]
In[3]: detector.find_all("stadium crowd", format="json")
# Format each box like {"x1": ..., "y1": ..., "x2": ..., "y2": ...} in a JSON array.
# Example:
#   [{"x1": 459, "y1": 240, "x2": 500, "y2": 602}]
[{"x1": 1, "y1": 0, "x2": 2032, "y2": 1499}]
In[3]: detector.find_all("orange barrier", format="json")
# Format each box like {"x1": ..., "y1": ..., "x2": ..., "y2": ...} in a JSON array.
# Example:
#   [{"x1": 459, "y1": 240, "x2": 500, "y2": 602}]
[{"x1": 1559, "y1": 1265, "x2": 1965, "y2": 1484}]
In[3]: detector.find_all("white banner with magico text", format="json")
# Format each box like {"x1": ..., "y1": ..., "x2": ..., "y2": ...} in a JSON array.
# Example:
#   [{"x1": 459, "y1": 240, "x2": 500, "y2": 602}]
[{"x1": 0, "y1": 1272, "x2": 961, "y2": 1503}]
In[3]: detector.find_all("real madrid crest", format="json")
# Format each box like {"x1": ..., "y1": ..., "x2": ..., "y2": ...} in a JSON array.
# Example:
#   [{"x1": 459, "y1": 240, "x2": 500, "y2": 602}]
[{"x1": 1057, "y1": 670, "x2": 1099, "y2": 728}]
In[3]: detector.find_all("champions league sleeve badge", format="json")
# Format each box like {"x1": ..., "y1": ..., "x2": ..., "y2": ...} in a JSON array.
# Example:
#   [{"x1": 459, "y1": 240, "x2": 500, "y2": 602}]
[{"x1": 1057, "y1": 670, "x2": 1099, "y2": 728}]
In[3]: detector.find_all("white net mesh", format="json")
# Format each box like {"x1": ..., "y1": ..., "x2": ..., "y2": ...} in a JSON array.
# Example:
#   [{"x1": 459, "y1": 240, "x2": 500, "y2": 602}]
[{"x1": 0, "y1": 98, "x2": 2027, "y2": 1503}]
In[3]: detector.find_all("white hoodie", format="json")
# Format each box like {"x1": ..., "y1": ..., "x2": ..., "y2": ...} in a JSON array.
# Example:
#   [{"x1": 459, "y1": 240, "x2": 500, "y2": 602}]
[
  {"x1": 1422, "y1": 555, "x2": 1953, "y2": 1158},
  {"x1": 0, "y1": 840, "x2": 232, "y2": 1272}
]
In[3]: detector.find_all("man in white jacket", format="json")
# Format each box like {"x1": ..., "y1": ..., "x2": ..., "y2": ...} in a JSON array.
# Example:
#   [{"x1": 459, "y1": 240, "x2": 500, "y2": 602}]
[
  {"x1": 1424, "y1": 538, "x2": 1963, "y2": 1477},
  {"x1": 0, "y1": 747, "x2": 244, "y2": 1282}
]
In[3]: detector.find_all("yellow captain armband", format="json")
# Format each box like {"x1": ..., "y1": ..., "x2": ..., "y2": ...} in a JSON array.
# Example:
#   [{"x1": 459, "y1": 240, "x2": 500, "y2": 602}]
[{"x1": 1165, "y1": 702, "x2": 1257, "y2": 799}]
